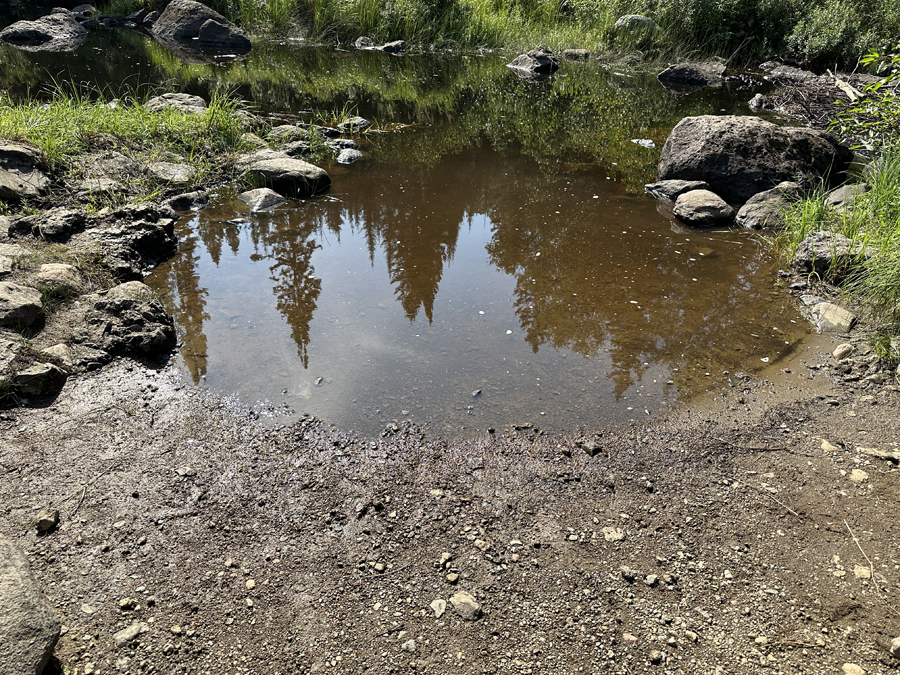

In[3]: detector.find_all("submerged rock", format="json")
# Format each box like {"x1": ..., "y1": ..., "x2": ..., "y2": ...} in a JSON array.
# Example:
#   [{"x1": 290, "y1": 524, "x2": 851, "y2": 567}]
[
  {"x1": 0, "y1": 538, "x2": 61, "y2": 675},
  {"x1": 673, "y1": 189, "x2": 734, "y2": 227},
  {"x1": 336, "y1": 149, "x2": 363, "y2": 164},
  {"x1": 657, "y1": 115, "x2": 853, "y2": 203},
  {"x1": 236, "y1": 150, "x2": 331, "y2": 198}
]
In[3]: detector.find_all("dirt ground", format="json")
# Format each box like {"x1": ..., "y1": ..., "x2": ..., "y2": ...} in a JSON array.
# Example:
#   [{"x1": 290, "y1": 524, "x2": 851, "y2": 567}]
[{"x1": 2, "y1": 329, "x2": 900, "y2": 675}]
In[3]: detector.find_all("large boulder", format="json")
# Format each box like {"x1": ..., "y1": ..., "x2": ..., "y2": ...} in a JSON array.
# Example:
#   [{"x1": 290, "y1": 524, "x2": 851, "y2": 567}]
[
  {"x1": 657, "y1": 115, "x2": 853, "y2": 203},
  {"x1": 507, "y1": 46, "x2": 559, "y2": 77},
  {"x1": 0, "y1": 538, "x2": 61, "y2": 675},
  {"x1": 236, "y1": 150, "x2": 330, "y2": 198},
  {"x1": 735, "y1": 181, "x2": 801, "y2": 230},
  {"x1": 673, "y1": 189, "x2": 734, "y2": 227},
  {"x1": 0, "y1": 282, "x2": 42, "y2": 329},
  {"x1": 152, "y1": 0, "x2": 250, "y2": 51},
  {"x1": 0, "y1": 13, "x2": 87, "y2": 51},
  {"x1": 0, "y1": 144, "x2": 50, "y2": 202}
]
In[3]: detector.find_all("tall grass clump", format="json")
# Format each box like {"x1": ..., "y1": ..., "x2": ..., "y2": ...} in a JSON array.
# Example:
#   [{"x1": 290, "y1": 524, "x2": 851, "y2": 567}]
[{"x1": 778, "y1": 152, "x2": 900, "y2": 337}]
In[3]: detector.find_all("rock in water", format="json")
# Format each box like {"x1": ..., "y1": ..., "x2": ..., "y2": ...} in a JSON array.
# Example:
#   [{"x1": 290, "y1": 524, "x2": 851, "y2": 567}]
[
  {"x1": 238, "y1": 188, "x2": 286, "y2": 212},
  {"x1": 236, "y1": 150, "x2": 330, "y2": 198},
  {"x1": 644, "y1": 179, "x2": 710, "y2": 201},
  {"x1": 507, "y1": 46, "x2": 559, "y2": 75},
  {"x1": 0, "y1": 13, "x2": 87, "y2": 51},
  {"x1": 657, "y1": 115, "x2": 853, "y2": 203},
  {"x1": 152, "y1": 0, "x2": 250, "y2": 51},
  {"x1": 0, "y1": 538, "x2": 62, "y2": 675},
  {"x1": 673, "y1": 189, "x2": 734, "y2": 226},
  {"x1": 657, "y1": 62, "x2": 725, "y2": 92}
]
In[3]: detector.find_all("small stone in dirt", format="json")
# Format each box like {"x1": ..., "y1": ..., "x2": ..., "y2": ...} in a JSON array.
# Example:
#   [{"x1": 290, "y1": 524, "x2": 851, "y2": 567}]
[
  {"x1": 438, "y1": 552, "x2": 452, "y2": 567},
  {"x1": 14, "y1": 364, "x2": 68, "y2": 397},
  {"x1": 581, "y1": 440, "x2": 602, "y2": 457},
  {"x1": 430, "y1": 599, "x2": 446, "y2": 618},
  {"x1": 810, "y1": 302, "x2": 856, "y2": 333},
  {"x1": 620, "y1": 566, "x2": 637, "y2": 583},
  {"x1": 373, "y1": 563, "x2": 385, "y2": 573},
  {"x1": 446, "y1": 572, "x2": 459, "y2": 584},
  {"x1": 118, "y1": 597, "x2": 139, "y2": 611},
  {"x1": 623, "y1": 633, "x2": 638, "y2": 642},
  {"x1": 170, "y1": 625, "x2": 183, "y2": 634},
  {"x1": 842, "y1": 664, "x2": 866, "y2": 675},
  {"x1": 35, "y1": 508, "x2": 59, "y2": 533},
  {"x1": 471, "y1": 389, "x2": 481, "y2": 397},
  {"x1": 474, "y1": 539, "x2": 490, "y2": 552},
  {"x1": 602, "y1": 527, "x2": 625, "y2": 541},
  {"x1": 644, "y1": 574, "x2": 659, "y2": 587},
  {"x1": 853, "y1": 565, "x2": 871, "y2": 579},
  {"x1": 849, "y1": 469, "x2": 869, "y2": 484},
  {"x1": 147, "y1": 161, "x2": 195, "y2": 184},
  {"x1": 890, "y1": 636, "x2": 900, "y2": 658},
  {"x1": 113, "y1": 622, "x2": 148, "y2": 647},
  {"x1": 401, "y1": 639, "x2": 416, "y2": 653},
  {"x1": 449, "y1": 591, "x2": 482, "y2": 621},
  {"x1": 649, "y1": 649, "x2": 664, "y2": 664},
  {"x1": 833, "y1": 343, "x2": 854, "y2": 360},
  {"x1": 41, "y1": 344, "x2": 74, "y2": 367},
  {"x1": 80, "y1": 604, "x2": 95, "y2": 614},
  {"x1": 245, "y1": 579, "x2": 256, "y2": 589}
]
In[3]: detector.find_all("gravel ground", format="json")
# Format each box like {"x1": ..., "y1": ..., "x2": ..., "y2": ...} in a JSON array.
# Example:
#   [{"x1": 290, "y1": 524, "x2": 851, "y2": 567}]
[{"x1": 2, "y1": 335, "x2": 900, "y2": 675}]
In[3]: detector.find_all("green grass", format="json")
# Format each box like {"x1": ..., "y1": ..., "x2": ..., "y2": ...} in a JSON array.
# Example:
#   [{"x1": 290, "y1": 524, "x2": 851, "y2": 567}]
[{"x1": 777, "y1": 151, "x2": 900, "y2": 342}]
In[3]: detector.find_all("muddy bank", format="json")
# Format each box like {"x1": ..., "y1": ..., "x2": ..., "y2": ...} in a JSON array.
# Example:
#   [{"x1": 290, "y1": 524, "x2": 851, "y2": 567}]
[{"x1": 2, "y1": 333, "x2": 900, "y2": 674}]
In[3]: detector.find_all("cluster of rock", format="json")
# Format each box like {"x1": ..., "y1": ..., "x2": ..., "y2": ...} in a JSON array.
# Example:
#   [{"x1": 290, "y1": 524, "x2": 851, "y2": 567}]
[
  {"x1": 0, "y1": 0, "x2": 251, "y2": 59},
  {"x1": 353, "y1": 36, "x2": 407, "y2": 54},
  {"x1": 646, "y1": 115, "x2": 854, "y2": 230}
]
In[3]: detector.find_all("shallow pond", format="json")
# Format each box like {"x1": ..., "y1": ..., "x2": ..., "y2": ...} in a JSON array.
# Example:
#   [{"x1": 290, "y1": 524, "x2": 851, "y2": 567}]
[{"x1": 1, "y1": 29, "x2": 809, "y2": 437}]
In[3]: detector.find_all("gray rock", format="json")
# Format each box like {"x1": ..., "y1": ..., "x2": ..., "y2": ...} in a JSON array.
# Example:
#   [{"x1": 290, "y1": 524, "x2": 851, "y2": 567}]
[
  {"x1": 381, "y1": 40, "x2": 406, "y2": 54},
  {"x1": 891, "y1": 636, "x2": 900, "y2": 659},
  {"x1": 759, "y1": 60, "x2": 818, "y2": 83},
  {"x1": 75, "y1": 203, "x2": 179, "y2": 281},
  {"x1": 0, "y1": 282, "x2": 42, "y2": 328},
  {"x1": 325, "y1": 139, "x2": 358, "y2": 150},
  {"x1": 508, "y1": 46, "x2": 559, "y2": 76},
  {"x1": 401, "y1": 639, "x2": 416, "y2": 653},
  {"x1": 657, "y1": 115, "x2": 853, "y2": 203},
  {"x1": 644, "y1": 179, "x2": 710, "y2": 201},
  {"x1": 825, "y1": 183, "x2": 869, "y2": 212},
  {"x1": 0, "y1": 538, "x2": 61, "y2": 675},
  {"x1": 631, "y1": 139, "x2": 655, "y2": 149},
  {"x1": 146, "y1": 93, "x2": 207, "y2": 115},
  {"x1": 236, "y1": 149, "x2": 331, "y2": 198},
  {"x1": 36, "y1": 263, "x2": 85, "y2": 295},
  {"x1": 240, "y1": 132, "x2": 267, "y2": 149},
  {"x1": 0, "y1": 256, "x2": 12, "y2": 276},
  {"x1": 0, "y1": 12, "x2": 87, "y2": 51},
  {"x1": 35, "y1": 208, "x2": 86, "y2": 240},
  {"x1": 673, "y1": 189, "x2": 734, "y2": 226},
  {"x1": 147, "y1": 161, "x2": 195, "y2": 184},
  {"x1": 164, "y1": 190, "x2": 209, "y2": 211},
  {"x1": 336, "y1": 149, "x2": 363, "y2": 164},
  {"x1": 449, "y1": 591, "x2": 482, "y2": 621},
  {"x1": 34, "y1": 508, "x2": 59, "y2": 532},
  {"x1": 0, "y1": 143, "x2": 50, "y2": 202},
  {"x1": 152, "y1": 0, "x2": 250, "y2": 50},
  {"x1": 562, "y1": 48, "x2": 590, "y2": 61},
  {"x1": 612, "y1": 15, "x2": 658, "y2": 44},
  {"x1": 430, "y1": 598, "x2": 446, "y2": 618},
  {"x1": 792, "y1": 231, "x2": 868, "y2": 278},
  {"x1": 113, "y1": 622, "x2": 148, "y2": 647},
  {"x1": 0, "y1": 339, "x2": 21, "y2": 375},
  {"x1": 270, "y1": 125, "x2": 309, "y2": 142},
  {"x1": 14, "y1": 363, "x2": 68, "y2": 396},
  {"x1": 337, "y1": 117, "x2": 371, "y2": 133},
  {"x1": 748, "y1": 93, "x2": 774, "y2": 110},
  {"x1": 79, "y1": 177, "x2": 123, "y2": 196},
  {"x1": 238, "y1": 188, "x2": 285, "y2": 212},
  {"x1": 354, "y1": 36, "x2": 375, "y2": 48},
  {"x1": 41, "y1": 343, "x2": 74, "y2": 367},
  {"x1": 658, "y1": 62, "x2": 725, "y2": 92},
  {"x1": 736, "y1": 181, "x2": 801, "y2": 230},
  {"x1": 77, "y1": 281, "x2": 176, "y2": 357},
  {"x1": 282, "y1": 141, "x2": 312, "y2": 157},
  {"x1": 809, "y1": 302, "x2": 856, "y2": 333}
]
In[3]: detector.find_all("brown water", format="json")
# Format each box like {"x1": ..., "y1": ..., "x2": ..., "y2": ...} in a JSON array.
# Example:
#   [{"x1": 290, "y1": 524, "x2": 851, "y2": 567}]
[{"x1": 0, "y1": 28, "x2": 808, "y2": 437}]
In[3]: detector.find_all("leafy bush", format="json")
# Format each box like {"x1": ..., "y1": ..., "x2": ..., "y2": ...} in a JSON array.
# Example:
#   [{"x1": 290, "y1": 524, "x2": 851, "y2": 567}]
[{"x1": 830, "y1": 48, "x2": 900, "y2": 151}]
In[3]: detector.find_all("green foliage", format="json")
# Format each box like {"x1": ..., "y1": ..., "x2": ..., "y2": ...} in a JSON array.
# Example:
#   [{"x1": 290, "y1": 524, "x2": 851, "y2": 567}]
[
  {"x1": 830, "y1": 48, "x2": 900, "y2": 151},
  {"x1": 786, "y1": 0, "x2": 868, "y2": 68}
]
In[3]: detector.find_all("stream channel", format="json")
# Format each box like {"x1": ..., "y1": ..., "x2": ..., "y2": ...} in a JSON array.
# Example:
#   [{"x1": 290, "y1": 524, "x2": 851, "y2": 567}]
[{"x1": 1, "y1": 29, "x2": 812, "y2": 438}]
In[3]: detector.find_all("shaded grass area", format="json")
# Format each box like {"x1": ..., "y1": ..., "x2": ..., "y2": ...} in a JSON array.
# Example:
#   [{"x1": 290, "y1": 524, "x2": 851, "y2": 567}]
[
  {"x1": 776, "y1": 152, "x2": 900, "y2": 358},
  {"x1": 101, "y1": 0, "x2": 900, "y2": 67}
]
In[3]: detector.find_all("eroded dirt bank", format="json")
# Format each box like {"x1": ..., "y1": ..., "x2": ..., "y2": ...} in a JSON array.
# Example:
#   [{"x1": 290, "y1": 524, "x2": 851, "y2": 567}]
[{"x1": 2, "y1": 334, "x2": 900, "y2": 675}]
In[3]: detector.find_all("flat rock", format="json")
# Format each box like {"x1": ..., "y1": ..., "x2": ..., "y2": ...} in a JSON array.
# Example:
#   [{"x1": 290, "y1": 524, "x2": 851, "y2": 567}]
[
  {"x1": 113, "y1": 622, "x2": 149, "y2": 647},
  {"x1": 147, "y1": 161, "x2": 195, "y2": 184},
  {"x1": 430, "y1": 599, "x2": 446, "y2": 618},
  {"x1": 236, "y1": 149, "x2": 330, "y2": 198},
  {"x1": 832, "y1": 343, "x2": 853, "y2": 360},
  {"x1": 152, "y1": 0, "x2": 250, "y2": 50},
  {"x1": 0, "y1": 143, "x2": 50, "y2": 201},
  {"x1": 41, "y1": 343, "x2": 74, "y2": 367},
  {"x1": 146, "y1": 93, "x2": 207, "y2": 115},
  {"x1": 449, "y1": 591, "x2": 482, "y2": 621},
  {"x1": 760, "y1": 60, "x2": 818, "y2": 83},
  {"x1": 79, "y1": 177, "x2": 123, "y2": 195},
  {"x1": 736, "y1": 182, "x2": 801, "y2": 230},
  {"x1": 809, "y1": 302, "x2": 856, "y2": 333},
  {"x1": 14, "y1": 363, "x2": 68, "y2": 396},
  {"x1": 657, "y1": 115, "x2": 853, "y2": 203},
  {"x1": 0, "y1": 12, "x2": 87, "y2": 51},
  {"x1": 792, "y1": 231, "x2": 868, "y2": 278},
  {"x1": 164, "y1": 190, "x2": 209, "y2": 211},
  {"x1": 35, "y1": 208, "x2": 86, "y2": 240},
  {"x1": 644, "y1": 179, "x2": 710, "y2": 201},
  {"x1": 0, "y1": 282, "x2": 42, "y2": 328},
  {"x1": 282, "y1": 141, "x2": 312, "y2": 157},
  {"x1": 36, "y1": 263, "x2": 85, "y2": 295},
  {"x1": 336, "y1": 149, "x2": 363, "y2": 164},
  {"x1": 381, "y1": 40, "x2": 406, "y2": 54},
  {"x1": 0, "y1": 538, "x2": 61, "y2": 675},
  {"x1": 673, "y1": 189, "x2": 734, "y2": 226},
  {"x1": 270, "y1": 125, "x2": 309, "y2": 142},
  {"x1": 825, "y1": 183, "x2": 869, "y2": 212},
  {"x1": 658, "y1": 62, "x2": 725, "y2": 92},
  {"x1": 238, "y1": 188, "x2": 285, "y2": 212}
]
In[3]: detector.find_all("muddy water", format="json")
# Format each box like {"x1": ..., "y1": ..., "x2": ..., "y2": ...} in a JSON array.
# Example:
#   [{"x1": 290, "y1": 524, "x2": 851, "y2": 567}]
[{"x1": 0, "y1": 29, "x2": 809, "y2": 437}]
